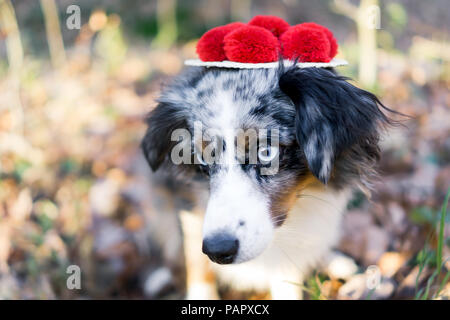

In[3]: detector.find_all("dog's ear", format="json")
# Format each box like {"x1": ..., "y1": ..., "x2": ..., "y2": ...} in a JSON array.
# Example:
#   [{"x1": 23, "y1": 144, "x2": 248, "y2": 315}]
[
  {"x1": 141, "y1": 101, "x2": 188, "y2": 171},
  {"x1": 279, "y1": 67, "x2": 389, "y2": 184}
]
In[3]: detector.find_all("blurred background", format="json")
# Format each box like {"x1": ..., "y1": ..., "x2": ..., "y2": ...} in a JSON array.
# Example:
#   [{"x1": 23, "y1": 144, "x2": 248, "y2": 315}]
[{"x1": 0, "y1": 0, "x2": 448, "y2": 299}]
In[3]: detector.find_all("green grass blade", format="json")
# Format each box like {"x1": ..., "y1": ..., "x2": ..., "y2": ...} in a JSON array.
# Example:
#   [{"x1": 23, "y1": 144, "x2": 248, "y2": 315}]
[
  {"x1": 436, "y1": 186, "x2": 450, "y2": 272},
  {"x1": 435, "y1": 268, "x2": 450, "y2": 299},
  {"x1": 420, "y1": 270, "x2": 438, "y2": 300}
]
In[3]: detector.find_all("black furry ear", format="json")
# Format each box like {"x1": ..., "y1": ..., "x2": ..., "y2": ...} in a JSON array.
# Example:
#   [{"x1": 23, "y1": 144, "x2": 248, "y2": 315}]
[
  {"x1": 279, "y1": 67, "x2": 390, "y2": 184},
  {"x1": 141, "y1": 102, "x2": 188, "y2": 171}
]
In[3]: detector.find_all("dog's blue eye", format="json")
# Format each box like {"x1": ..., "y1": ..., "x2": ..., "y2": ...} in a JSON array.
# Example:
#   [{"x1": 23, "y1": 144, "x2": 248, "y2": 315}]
[
  {"x1": 258, "y1": 146, "x2": 278, "y2": 163},
  {"x1": 196, "y1": 152, "x2": 207, "y2": 166}
]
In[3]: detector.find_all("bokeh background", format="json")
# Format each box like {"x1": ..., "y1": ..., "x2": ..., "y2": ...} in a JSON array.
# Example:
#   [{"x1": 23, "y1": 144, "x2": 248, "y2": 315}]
[{"x1": 0, "y1": 0, "x2": 449, "y2": 299}]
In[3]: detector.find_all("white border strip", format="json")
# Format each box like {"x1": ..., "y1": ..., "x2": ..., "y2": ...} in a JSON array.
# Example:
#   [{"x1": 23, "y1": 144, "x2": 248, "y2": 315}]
[{"x1": 184, "y1": 58, "x2": 348, "y2": 69}]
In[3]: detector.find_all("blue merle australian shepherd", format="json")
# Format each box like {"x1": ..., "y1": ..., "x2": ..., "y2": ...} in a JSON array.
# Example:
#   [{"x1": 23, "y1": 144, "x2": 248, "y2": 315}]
[{"x1": 140, "y1": 64, "x2": 395, "y2": 299}]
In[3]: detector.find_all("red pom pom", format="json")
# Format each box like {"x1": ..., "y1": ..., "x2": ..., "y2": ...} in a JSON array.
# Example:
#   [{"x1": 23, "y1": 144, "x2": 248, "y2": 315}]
[
  {"x1": 280, "y1": 25, "x2": 331, "y2": 62},
  {"x1": 224, "y1": 25, "x2": 280, "y2": 63},
  {"x1": 197, "y1": 22, "x2": 246, "y2": 61},
  {"x1": 248, "y1": 15, "x2": 290, "y2": 37},
  {"x1": 298, "y1": 22, "x2": 338, "y2": 58}
]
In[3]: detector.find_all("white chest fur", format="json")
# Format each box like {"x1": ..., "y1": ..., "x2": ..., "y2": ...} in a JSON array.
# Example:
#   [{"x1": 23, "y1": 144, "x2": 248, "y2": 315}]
[{"x1": 210, "y1": 185, "x2": 351, "y2": 298}]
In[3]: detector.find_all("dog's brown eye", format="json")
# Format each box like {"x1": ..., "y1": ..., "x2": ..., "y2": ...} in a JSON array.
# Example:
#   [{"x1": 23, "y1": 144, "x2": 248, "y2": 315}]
[{"x1": 258, "y1": 146, "x2": 278, "y2": 163}]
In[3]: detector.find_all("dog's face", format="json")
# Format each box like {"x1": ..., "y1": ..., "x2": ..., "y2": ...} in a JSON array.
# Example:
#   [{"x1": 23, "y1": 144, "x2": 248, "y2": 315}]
[{"x1": 142, "y1": 66, "x2": 389, "y2": 264}]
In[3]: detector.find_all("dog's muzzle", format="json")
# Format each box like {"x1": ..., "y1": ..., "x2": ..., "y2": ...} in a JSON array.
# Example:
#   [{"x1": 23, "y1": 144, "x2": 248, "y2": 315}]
[{"x1": 202, "y1": 232, "x2": 239, "y2": 264}]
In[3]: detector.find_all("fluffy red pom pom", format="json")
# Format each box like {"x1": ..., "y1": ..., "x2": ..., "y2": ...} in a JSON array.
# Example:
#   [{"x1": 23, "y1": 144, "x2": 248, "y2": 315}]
[
  {"x1": 248, "y1": 15, "x2": 290, "y2": 37},
  {"x1": 298, "y1": 22, "x2": 338, "y2": 58},
  {"x1": 224, "y1": 25, "x2": 280, "y2": 63},
  {"x1": 280, "y1": 25, "x2": 331, "y2": 62},
  {"x1": 196, "y1": 22, "x2": 246, "y2": 61}
]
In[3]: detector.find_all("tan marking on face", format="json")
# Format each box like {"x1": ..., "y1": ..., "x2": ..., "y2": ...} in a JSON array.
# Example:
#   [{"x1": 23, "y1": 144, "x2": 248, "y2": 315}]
[{"x1": 269, "y1": 173, "x2": 318, "y2": 227}]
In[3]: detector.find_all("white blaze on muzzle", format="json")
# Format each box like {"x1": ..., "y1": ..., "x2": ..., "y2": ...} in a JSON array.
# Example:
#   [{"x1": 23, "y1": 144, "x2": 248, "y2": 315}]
[{"x1": 202, "y1": 164, "x2": 274, "y2": 264}]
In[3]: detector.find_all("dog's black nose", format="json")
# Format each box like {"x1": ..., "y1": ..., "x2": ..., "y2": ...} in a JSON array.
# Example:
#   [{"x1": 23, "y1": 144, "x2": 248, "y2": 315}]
[{"x1": 202, "y1": 233, "x2": 239, "y2": 264}]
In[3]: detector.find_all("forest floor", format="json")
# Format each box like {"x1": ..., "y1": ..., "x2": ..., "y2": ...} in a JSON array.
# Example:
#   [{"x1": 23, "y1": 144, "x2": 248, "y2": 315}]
[{"x1": 0, "y1": 41, "x2": 449, "y2": 299}]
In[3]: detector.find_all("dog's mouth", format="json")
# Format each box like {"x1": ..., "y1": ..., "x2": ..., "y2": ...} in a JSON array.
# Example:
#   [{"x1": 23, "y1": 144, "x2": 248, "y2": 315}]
[{"x1": 206, "y1": 254, "x2": 235, "y2": 265}]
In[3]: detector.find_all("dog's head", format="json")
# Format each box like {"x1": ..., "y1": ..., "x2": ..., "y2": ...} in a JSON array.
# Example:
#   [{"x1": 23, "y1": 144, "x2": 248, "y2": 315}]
[{"x1": 141, "y1": 65, "x2": 391, "y2": 264}]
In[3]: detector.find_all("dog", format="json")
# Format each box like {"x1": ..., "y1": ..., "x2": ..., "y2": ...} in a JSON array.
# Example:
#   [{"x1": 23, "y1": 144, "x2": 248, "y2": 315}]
[{"x1": 140, "y1": 64, "x2": 393, "y2": 299}]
